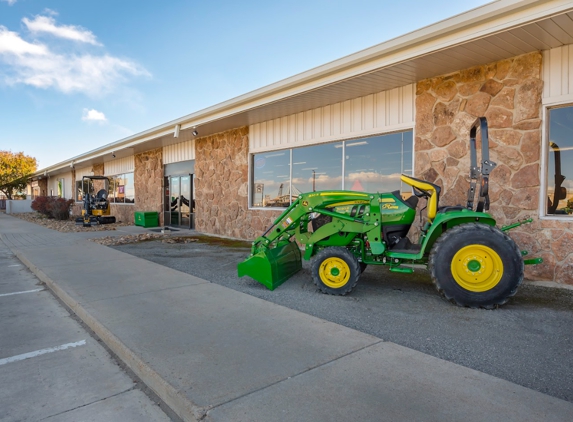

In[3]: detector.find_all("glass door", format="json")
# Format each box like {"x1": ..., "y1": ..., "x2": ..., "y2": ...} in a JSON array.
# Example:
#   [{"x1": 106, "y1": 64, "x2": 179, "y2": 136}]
[
  {"x1": 170, "y1": 176, "x2": 181, "y2": 226},
  {"x1": 180, "y1": 176, "x2": 191, "y2": 228},
  {"x1": 164, "y1": 174, "x2": 194, "y2": 229}
]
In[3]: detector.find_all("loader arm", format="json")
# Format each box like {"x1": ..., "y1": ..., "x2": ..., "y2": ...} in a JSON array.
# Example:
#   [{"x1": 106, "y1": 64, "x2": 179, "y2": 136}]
[{"x1": 239, "y1": 191, "x2": 383, "y2": 290}]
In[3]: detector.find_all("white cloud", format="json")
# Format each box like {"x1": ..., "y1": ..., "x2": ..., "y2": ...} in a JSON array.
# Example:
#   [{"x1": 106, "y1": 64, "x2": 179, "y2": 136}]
[
  {"x1": 23, "y1": 15, "x2": 101, "y2": 46},
  {"x1": 82, "y1": 108, "x2": 107, "y2": 122},
  {"x1": 1, "y1": 0, "x2": 18, "y2": 6},
  {"x1": 0, "y1": 17, "x2": 150, "y2": 97},
  {"x1": 0, "y1": 26, "x2": 48, "y2": 56}
]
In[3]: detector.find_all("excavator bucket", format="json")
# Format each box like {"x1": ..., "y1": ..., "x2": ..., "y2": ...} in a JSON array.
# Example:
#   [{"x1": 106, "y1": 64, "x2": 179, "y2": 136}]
[{"x1": 238, "y1": 242, "x2": 302, "y2": 290}]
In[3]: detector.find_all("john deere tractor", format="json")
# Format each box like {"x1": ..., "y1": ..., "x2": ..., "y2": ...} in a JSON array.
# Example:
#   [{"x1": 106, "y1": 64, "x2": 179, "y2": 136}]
[{"x1": 238, "y1": 117, "x2": 542, "y2": 308}]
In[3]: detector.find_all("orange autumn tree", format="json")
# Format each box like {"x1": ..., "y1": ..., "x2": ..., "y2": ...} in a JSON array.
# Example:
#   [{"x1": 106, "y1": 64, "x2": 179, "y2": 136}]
[{"x1": 0, "y1": 150, "x2": 37, "y2": 200}]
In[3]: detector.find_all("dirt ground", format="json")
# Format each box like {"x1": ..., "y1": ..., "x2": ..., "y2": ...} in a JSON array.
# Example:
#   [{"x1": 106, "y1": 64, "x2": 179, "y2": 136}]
[{"x1": 12, "y1": 212, "x2": 130, "y2": 233}]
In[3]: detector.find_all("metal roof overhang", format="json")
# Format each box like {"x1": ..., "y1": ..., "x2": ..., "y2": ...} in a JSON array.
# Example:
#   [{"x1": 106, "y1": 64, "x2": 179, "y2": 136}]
[{"x1": 36, "y1": 0, "x2": 573, "y2": 178}]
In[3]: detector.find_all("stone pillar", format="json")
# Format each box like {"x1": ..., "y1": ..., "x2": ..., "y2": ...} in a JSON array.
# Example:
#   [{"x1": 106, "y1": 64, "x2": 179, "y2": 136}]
[
  {"x1": 194, "y1": 127, "x2": 282, "y2": 239},
  {"x1": 134, "y1": 148, "x2": 163, "y2": 225},
  {"x1": 415, "y1": 52, "x2": 573, "y2": 284},
  {"x1": 38, "y1": 178, "x2": 47, "y2": 196}
]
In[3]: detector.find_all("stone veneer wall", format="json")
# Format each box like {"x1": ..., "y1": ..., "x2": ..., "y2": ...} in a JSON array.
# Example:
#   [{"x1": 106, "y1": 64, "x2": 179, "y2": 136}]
[
  {"x1": 194, "y1": 127, "x2": 282, "y2": 239},
  {"x1": 134, "y1": 148, "x2": 163, "y2": 225},
  {"x1": 38, "y1": 178, "x2": 47, "y2": 197},
  {"x1": 415, "y1": 51, "x2": 573, "y2": 284}
]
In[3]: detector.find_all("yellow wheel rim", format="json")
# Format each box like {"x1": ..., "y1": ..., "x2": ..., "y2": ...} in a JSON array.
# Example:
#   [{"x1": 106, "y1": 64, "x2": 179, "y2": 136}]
[
  {"x1": 319, "y1": 257, "x2": 350, "y2": 289},
  {"x1": 451, "y1": 245, "x2": 503, "y2": 292}
]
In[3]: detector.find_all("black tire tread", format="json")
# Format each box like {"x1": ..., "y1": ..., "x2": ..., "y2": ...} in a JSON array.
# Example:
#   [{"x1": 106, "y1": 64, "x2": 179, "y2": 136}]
[{"x1": 428, "y1": 223, "x2": 523, "y2": 309}]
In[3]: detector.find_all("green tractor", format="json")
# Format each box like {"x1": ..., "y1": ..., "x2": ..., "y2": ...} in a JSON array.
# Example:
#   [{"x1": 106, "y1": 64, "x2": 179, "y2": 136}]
[{"x1": 238, "y1": 117, "x2": 542, "y2": 308}]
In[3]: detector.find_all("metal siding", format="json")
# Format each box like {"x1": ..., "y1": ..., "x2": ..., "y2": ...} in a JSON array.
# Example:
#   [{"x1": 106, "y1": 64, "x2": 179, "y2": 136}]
[
  {"x1": 75, "y1": 166, "x2": 93, "y2": 180},
  {"x1": 543, "y1": 44, "x2": 573, "y2": 104},
  {"x1": 163, "y1": 139, "x2": 196, "y2": 164},
  {"x1": 331, "y1": 103, "x2": 341, "y2": 137},
  {"x1": 363, "y1": 94, "x2": 374, "y2": 131},
  {"x1": 249, "y1": 84, "x2": 415, "y2": 152},
  {"x1": 104, "y1": 156, "x2": 134, "y2": 175}
]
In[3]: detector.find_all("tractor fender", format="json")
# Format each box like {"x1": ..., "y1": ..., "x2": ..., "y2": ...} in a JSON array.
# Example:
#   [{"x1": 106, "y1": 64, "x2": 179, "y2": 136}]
[{"x1": 420, "y1": 210, "x2": 496, "y2": 256}]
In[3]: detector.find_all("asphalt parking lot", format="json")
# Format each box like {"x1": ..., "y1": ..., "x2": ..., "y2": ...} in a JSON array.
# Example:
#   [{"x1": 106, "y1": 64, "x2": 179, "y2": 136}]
[{"x1": 112, "y1": 235, "x2": 573, "y2": 403}]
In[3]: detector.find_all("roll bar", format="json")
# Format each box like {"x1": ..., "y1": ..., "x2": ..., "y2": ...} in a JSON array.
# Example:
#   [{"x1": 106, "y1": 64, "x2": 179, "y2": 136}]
[{"x1": 467, "y1": 117, "x2": 497, "y2": 212}]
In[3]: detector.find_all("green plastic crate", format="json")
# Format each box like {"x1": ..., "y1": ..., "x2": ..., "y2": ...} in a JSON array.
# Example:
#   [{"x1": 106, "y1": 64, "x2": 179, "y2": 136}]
[{"x1": 134, "y1": 211, "x2": 159, "y2": 228}]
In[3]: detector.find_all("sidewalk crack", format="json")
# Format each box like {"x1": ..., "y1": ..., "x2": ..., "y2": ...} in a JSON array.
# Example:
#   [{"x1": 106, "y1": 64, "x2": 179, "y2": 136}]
[
  {"x1": 205, "y1": 340, "x2": 384, "y2": 415},
  {"x1": 87, "y1": 281, "x2": 210, "y2": 304}
]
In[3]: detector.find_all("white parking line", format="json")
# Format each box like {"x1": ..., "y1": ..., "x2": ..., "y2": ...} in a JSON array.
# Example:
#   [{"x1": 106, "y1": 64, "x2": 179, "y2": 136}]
[
  {"x1": 0, "y1": 289, "x2": 43, "y2": 297},
  {"x1": 8, "y1": 264, "x2": 21, "y2": 267},
  {"x1": 0, "y1": 340, "x2": 87, "y2": 366}
]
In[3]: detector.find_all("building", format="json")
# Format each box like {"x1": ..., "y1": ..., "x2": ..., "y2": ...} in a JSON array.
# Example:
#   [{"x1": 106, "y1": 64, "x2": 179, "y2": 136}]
[{"x1": 30, "y1": 0, "x2": 573, "y2": 285}]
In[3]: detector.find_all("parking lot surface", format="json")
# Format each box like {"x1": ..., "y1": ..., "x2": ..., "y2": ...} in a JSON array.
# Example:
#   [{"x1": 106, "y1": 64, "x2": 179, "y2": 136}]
[{"x1": 0, "y1": 240, "x2": 170, "y2": 422}]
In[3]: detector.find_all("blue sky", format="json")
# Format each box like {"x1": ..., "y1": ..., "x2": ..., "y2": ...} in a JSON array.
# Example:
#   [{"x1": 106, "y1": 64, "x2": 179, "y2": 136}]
[{"x1": 0, "y1": 0, "x2": 491, "y2": 169}]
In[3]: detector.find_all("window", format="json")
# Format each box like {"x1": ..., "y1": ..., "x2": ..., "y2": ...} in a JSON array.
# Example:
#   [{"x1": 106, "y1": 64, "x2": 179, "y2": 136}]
[
  {"x1": 546, "y1": 106, "x2": 573, "y2": 216},
  {"x1": 251, "y1": 131, "x2": 413, "y2": 207},
  {"x1": 108, "y1": 173, "x2": 135, "y2": 204},
  {"x1": 76, "y1": 179, "x2": 93, "y2": 202},
  {"x1": 57, "y1": 178, "x2": 64, "y2": 198}
]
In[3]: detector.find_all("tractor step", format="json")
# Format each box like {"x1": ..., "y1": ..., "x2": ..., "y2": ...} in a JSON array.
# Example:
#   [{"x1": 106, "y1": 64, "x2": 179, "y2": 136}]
[
  {"x1": 389, "y1": 266, "x2": 414, "y2": 274},
  {"x1": 524, "y1": 257, "x2": 543, "y2": 265}
]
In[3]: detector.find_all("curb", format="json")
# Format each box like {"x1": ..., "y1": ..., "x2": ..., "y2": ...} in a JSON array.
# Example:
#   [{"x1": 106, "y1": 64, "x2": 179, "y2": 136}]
[{"x1": 14, "y1": 249, "x2": 204, "y2": 422}]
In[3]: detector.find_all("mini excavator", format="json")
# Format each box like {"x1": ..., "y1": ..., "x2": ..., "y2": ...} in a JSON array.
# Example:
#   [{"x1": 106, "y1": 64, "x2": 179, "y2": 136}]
[
  {"x1": 75, "y1": 176, "x2": 116, "y2": 227},
  {"x1": 238, "y1": 117, "x2": 542, "y2": 308}
]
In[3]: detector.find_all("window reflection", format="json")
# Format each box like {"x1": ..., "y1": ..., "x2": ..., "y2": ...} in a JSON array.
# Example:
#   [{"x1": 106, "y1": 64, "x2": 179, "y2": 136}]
[
  {"x1": 107, "y1": 172, "x2": 135, "y2": 204},
  {"x1": 345, "y1": 132, "x2": 413, "y2": 194},
  {"x1": 252, "y1": 151, "x2": 291, "y2": 207},
  {"x1": 547, "y1": 107, "x2": 573, "y2": 215},
  {"x1": 292, "y1": 142, "x2": 342, "y2": 193}
]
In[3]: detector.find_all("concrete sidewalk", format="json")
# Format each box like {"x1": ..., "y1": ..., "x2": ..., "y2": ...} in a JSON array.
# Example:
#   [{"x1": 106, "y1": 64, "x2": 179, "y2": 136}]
[{"x1": 1, "y1": 213, "x2": 572, "y2": 422}]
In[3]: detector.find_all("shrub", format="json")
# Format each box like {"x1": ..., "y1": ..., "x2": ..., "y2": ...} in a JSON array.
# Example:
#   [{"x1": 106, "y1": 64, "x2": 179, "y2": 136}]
[
  {"x1": 31, "y1": 196, "x2": 51, "y2": 216},
  {"x1": 47, "y1": 198, "x2": 74, "y2": 220},
  {"x1": 31, "y1": 196, "x2": 73, "y2": 220}
]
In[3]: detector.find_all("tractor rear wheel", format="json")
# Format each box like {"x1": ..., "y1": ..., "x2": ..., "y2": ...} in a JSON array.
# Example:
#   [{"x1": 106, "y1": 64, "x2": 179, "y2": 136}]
[
  {"x1": 429, "y1": 223, "x2": 523, "y2": 309},
  {"x1": 311, "y1": 247, "x2": 361, "y2": 295}
]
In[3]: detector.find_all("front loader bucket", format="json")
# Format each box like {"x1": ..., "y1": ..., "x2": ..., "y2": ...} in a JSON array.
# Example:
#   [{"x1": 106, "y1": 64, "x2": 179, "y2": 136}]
[{"x1": 238, "y1": 242, "x2": 302, "y2": 290}]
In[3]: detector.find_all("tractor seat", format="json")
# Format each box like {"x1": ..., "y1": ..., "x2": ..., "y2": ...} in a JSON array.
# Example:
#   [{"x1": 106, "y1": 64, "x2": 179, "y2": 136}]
[
  {"x1": 400, "y1": 174, "x2": 441, "y2": 221},
  {"x1": 96, "y1": 189, "x2": 108, "y2": 201}
]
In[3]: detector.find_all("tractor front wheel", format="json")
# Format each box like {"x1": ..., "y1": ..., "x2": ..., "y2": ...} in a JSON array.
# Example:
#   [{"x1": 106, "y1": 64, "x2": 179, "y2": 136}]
[
  {"x1": 429, "y1": 223, "x2": 523, "y2": 309},
  {"x1": 311, "y1": 247, "x2": 361, "y2": 295}
]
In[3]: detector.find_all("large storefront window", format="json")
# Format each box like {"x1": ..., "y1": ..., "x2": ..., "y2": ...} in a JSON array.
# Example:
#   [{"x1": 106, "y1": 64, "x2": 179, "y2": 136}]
[
  {"x1": 108, "y1": 173, "x2": 135, "y2": 204},
  {"x1": 251, "y1": 131, "x2": 413, "y2": 207},
  {"x1": 546, "y1": 106, "x2": 573, "y2": 216}
]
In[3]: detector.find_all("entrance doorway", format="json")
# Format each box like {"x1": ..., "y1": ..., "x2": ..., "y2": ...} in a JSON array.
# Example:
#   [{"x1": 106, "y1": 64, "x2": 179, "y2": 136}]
[{"x1": 164, "y1": 174, "x2": 194, "y2": 229}]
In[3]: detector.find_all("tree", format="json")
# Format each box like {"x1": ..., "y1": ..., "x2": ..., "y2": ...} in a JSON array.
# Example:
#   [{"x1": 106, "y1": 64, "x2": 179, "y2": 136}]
[{"x1": 0, "y1": 151, "x2": 37, "y2": 200}]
